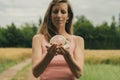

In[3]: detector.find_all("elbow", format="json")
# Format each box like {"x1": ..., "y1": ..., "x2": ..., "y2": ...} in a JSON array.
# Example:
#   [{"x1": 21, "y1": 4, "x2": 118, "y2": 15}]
[
  {"x1": 75, "y1": 70, "x2": 83, "y2": 79},
  {"x1": 32, "y1": 68, "x2": 40, "y2": 78},
  {"x1": 75, "y1": 72, "x2": 82, "y2": 79}
]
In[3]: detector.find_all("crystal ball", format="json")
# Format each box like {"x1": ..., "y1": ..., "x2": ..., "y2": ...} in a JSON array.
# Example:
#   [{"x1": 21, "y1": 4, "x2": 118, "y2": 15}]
[{"x1": 50, "y1": 35, "x2": 67, "y2": 46}]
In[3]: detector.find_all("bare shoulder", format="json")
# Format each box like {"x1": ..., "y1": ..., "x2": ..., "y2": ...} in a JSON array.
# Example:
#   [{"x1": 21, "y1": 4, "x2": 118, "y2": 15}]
[
  {"x1": 32, "y1": 34, "x2": 44, "y2": 46},
  {"x1": 73, "y1": 35, "x2": 84, "y2": 43},
  {"x1": 73, "y1": 35, "x2": 84, "y2": 51},
  {"x1": 32, "y1": 34, "x2": 43, "y2": 41}
]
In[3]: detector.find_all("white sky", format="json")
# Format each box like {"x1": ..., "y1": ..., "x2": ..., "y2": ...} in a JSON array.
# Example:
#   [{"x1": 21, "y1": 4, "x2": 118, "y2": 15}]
[{"x1": 0, "y1": 0, "x2": 120, "y2": 27}]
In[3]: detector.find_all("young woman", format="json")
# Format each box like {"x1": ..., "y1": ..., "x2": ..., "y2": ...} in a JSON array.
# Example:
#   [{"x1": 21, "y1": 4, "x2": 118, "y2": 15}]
[{"x1": 32, "y1": 0, "x2": 84, "y2": 80}]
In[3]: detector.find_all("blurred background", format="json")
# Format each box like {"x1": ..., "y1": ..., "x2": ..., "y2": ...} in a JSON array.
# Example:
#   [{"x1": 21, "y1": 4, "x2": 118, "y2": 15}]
[{"x1": 0, "y1": 0, "x2": 120, "y2": 80}]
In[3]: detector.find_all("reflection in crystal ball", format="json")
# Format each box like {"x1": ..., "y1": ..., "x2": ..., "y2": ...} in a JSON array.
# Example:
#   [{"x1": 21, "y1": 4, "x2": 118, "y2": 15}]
[{"x1": 50, "y1": 35, "x2": 67, "y2": 46}]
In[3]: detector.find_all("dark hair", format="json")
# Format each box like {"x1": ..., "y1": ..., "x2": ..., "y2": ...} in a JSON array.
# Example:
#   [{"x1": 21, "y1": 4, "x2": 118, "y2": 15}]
[{"x1": 38, "y1": 0, "x2": 74, "y2": 41}]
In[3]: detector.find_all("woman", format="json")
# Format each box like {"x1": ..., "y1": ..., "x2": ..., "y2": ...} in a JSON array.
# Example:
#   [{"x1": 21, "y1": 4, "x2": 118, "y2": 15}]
[{"x1": 32, "y1": 0, "x2": 84, "y2": 80}]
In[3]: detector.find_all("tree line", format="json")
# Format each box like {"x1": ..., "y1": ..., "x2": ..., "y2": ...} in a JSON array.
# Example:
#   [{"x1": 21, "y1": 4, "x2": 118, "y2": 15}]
[
  {"x1": 0, "y1": 23, "x2": 37, "y2": 47},
  {"x1": 74, "y1": 16, "x2": 120, "y2": 49},
  {"x1": 0, "y1": 15, "x2": 120, "y2": 49}
]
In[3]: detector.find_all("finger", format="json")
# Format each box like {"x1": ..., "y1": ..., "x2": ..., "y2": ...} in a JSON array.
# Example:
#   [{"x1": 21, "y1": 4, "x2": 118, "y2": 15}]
[
  {"x1": 56, "y1": 49, "x2": 63, "y2": 55},
  {"x1": 46, "y1": 45, "x2": 50, "y2": 51},
  {"x1": 48, "y1": 44, "x2": 57, "y2": 55},
  {"x1": 50, "y1": 44, "x2": 57, "y2": 51},
  {"x1": 58, "y1": 47, "x2": 65, "y2": 55},
  {"x1": 60, "y1": 46, "x2": 66, "y2": 51},
  {"x1": 59, "y1": 47, "x2": 69, "y2": 55},
  {"x1": 49, "y1": 44, "x2": 57, "y2": 50},
  {"x1": 46, "y1": 45, "x2": 50, "y2": 49},
  {"x1": 58, "y1": 43, "x2": 63, "y2": 46}
]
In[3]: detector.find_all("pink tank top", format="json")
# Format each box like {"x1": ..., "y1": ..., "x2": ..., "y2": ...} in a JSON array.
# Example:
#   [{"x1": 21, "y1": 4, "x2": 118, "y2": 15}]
[{"x1": 40, "y1": 35, "x2": 76, "y2": 80}]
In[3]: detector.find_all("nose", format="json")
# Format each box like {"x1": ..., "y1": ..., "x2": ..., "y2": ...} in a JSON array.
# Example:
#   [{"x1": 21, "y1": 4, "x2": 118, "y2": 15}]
[{"x1": 56, "y1": 11, "x2": 62, "y2": 17}]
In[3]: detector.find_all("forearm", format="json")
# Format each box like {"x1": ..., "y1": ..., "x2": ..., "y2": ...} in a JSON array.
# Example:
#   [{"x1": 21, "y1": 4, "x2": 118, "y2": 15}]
[
  {"x1": 63, "y1": 53, "x2": 82, "y2": 78},
  {"x1": 33, "y1": 53, "x2": 54, "y2": 78}
]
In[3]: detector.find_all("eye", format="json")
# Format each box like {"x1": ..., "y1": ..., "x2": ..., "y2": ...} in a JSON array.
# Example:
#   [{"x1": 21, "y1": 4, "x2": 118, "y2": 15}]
[
  {"x1": 61, "y1": 10, "x2": 67, "y2": 14},
  {"x1": 53, "y1": 10, "x2": 58, "y2": 14}
]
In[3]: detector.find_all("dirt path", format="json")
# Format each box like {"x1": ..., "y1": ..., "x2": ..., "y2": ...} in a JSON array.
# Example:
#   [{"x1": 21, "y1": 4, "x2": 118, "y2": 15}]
[
  {"x1": 25, "y1": 65, "x2": 40, "y2": 80},
  {"x1": 0, "y1": 59, "x2": 31, "y2": 80}
]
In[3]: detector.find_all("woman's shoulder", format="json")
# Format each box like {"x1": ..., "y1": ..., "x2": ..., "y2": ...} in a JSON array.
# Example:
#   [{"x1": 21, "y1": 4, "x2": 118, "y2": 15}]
[
  {"x1": 32, "y1": 33, "x2": 43, "y2": 41},
  {"x1": 72, "y1": 35, "x2": 84, "y2": 42},
  {"x1": 72, "y1": 35, "x2": 84, "y2": 50}
]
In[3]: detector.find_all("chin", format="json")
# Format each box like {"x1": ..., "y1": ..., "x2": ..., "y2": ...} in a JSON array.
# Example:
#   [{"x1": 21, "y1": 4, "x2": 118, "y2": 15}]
[{"x1": 55, "y1": 23, "x2": 65, "y2": 27}]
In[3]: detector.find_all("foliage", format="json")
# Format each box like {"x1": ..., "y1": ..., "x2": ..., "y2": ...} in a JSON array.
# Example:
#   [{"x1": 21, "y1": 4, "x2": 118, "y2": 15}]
[
  {"x1": 74, "y1": 15, "x2": 120, "y2": 49},
  {"x1": 0, "y1": 15, "x2": 120, "y2": 49},
  {"x1": 0, "y1": 23, "x2": 38, "y2": 47}
]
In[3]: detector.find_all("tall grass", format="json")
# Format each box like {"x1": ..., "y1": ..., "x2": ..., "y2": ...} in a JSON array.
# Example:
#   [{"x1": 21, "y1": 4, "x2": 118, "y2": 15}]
[
  {"x1": 11, "y1": 64, "x2": 120, "y2": 80},
  {"x1": 81, "y1": 50, "x2": 120, "y2": 80},
  {"x1": 0, "y1": 48, "x2": 32, "y2": 73},
  {"x1": 80, "y1": 64, "x2": 120, "y2": 80},
  {"x1": 85, "y1": 50, "x2": 120, "y2": 65},
  {"x1": 9, "y1": 49, "x2": 120, "y2": 80}
]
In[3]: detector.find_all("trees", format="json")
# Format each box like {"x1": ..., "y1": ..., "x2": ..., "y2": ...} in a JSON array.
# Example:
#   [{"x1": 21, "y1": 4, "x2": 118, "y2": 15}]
[
  {"x1": 20, "y1": 23, "x2": 38, "y2": 47},
  {"x1": 0, "y1": 15, "x2": 120, "y2": 49},
  {"x1": 0, "y1": 23, "x2": 38, "y2": 47},
  {"x1": 74, "y1": 15, "x2": 94, "y2": 49},
  {"x1": 73, "y1": 15, "x2": 120, "y2": 49},
  {"x1": 0, "y1": 27, "x2": 7, "y2": 47}
]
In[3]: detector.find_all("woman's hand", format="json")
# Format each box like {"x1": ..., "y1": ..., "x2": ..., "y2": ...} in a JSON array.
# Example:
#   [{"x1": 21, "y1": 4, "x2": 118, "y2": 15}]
[
  {"x1": 32, "y1": 44, "x2": 58, "y2": 78},
  {"x1": 46, "y1": 44, "x2": 70, "y2": 56},
  {"x1": 46, "y1": 44, "x2": 57, "y2": 56},
  {"x1": 56, "y1": 46, "x2": 70, "y2": 56}
]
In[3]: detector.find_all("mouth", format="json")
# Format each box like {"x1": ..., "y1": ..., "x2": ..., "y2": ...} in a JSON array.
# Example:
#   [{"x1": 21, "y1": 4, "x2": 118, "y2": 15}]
[{"x1": 56, "y1": 20, "x2": 63, "y2": 23}]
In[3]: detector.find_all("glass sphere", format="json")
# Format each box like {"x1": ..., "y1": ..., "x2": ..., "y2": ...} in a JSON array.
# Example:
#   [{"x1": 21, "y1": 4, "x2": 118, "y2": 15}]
[{"x1": 50, "y1": 35, "x2": 67, "y2": 46}]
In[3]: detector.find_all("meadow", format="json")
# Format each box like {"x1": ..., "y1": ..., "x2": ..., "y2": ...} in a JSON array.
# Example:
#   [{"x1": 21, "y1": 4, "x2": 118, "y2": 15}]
[
  {"x1": 0, "y1": 48, "x2": 32, "y2": 73},
  {"x1": 82, "y1": 50, "x2": 120, "y2": 80},
  {"x1": 0, "y1": 48, "x2": 120, "y2": 80},
  {"x1": 85, "y1": 50, "x2": 120, "y2": 65}
]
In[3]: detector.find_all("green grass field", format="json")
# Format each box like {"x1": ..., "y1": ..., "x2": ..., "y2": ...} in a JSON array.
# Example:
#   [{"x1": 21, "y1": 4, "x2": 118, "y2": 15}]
[
  {"x1": 11, "y1": 63, "x2": 120, "y2": 80},
  {"x1": 0, "y1": 48, "x2": 31, "y2": 73},
  {"x1": 80, "y1": 64, "x2": 120, "y2": 80},
  {"x1": 11, "y1": 64, "x2": 31, "y2": 80},
  {"x1": 0, "y1": 48, "x2": 120, "y2": 80}
]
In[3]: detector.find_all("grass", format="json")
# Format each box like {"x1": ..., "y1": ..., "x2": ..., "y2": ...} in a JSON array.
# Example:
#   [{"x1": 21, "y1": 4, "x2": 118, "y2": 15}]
[
  {"x1": 11, "y1": 49, "x2": 120, "y2": 80},
  {"x1": 11, "y1": 63, "x2": 120, "y2": 80},
  {"x1": 85, "y1": 50, "x2": 120, "y2": 65},
  {"x1": 0, "y1": 48, "x2": 120, "y2": 80},
  {"x1": 11, "y1": 64, "x2": 31, "y2": 80},
  {"x1": 80, "y1": 64, "x2": 120, "y2": 80},
  {"x1": 0, "y1": 48, "x2": 32, "y2": 73}
]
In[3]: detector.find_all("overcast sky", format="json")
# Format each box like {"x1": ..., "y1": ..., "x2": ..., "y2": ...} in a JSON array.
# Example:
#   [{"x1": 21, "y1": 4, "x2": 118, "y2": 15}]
[{"x1": 0, "y1": 0, "x2": 120, "y2": 27}]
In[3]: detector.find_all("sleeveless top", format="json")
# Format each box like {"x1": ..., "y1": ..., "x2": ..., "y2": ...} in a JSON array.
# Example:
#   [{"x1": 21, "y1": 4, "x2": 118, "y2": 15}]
[{"x1": 40, "y1": 35, "x2": 76, "y2": 80}]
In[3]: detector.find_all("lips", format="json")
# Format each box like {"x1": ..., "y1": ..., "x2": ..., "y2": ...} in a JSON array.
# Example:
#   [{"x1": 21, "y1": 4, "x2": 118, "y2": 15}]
[{"x1": 56, "y1": 20, "x2": 63, "y2": 23}]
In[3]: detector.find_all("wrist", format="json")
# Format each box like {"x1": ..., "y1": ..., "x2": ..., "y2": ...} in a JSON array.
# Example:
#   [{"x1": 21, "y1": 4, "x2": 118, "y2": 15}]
[
  {"x1": 63, "y1": 52, "x2": 70, "y2": 57},
  {"x1": 46, "y1": 52, "x2": 55, "y2": 58}
]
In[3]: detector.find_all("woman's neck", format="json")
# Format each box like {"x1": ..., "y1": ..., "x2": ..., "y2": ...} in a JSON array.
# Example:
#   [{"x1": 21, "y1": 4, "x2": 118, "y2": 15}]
[
  {"x1": 56, "y1": 26, "x2": 71, "y2": 40},
  {"x1": 57, "y1": 30, "x2": 71, "y2": 41},
  {"x1": 57, "y1": 26, "x2": 66, "y2": 34}
]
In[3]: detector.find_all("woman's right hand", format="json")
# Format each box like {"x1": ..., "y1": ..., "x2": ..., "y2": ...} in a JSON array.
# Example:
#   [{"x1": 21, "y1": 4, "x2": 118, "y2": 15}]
[{"x1": 46, "y1": 44, "x2": 57, "y2": 56}]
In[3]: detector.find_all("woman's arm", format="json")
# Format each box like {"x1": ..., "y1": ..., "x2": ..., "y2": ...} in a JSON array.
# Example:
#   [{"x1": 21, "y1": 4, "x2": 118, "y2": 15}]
[
  {"x1": 58, "y1": 36, "x2": 84, "y2": 78},
  {"x1": 32, "y1": 34, "x2": 57, "y2": 78}
]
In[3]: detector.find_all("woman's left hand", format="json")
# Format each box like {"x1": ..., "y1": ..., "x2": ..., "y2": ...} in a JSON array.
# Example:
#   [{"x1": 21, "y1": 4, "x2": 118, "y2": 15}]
[{"x1": 56, "y1": 46, "x2": 70, "y2": 56}]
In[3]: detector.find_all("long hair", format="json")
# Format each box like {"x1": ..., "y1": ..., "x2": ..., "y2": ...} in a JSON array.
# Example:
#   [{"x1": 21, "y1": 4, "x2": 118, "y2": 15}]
[{"x1": 37, "y1": 0, "x2": 74, "y2": 41}]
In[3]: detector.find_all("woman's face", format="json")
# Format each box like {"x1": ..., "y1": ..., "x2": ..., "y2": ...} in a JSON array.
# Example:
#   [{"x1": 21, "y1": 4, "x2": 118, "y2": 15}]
[{"x1": 51, "y1": 3, "x2": 69, "y2": 28}]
